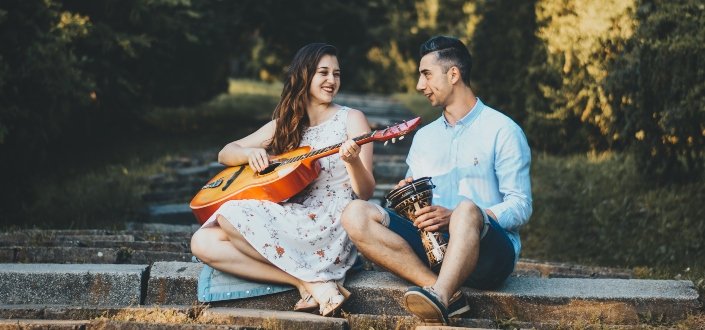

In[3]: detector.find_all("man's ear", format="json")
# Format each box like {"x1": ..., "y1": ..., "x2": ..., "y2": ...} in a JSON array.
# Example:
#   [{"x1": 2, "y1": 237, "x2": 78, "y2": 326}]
[{"x1": 448, "y1": 66, "x2": 461, "y2": 85}]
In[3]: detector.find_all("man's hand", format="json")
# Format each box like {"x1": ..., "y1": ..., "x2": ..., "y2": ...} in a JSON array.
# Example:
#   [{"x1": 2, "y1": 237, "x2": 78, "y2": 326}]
[{"x1": 413, "y1": 205, "x2": 452, "y2": 232}]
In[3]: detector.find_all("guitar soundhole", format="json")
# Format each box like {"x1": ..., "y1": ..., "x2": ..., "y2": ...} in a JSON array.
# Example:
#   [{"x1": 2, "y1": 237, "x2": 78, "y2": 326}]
[{"x1": 258, "y1": 162, "x2": 281, "y2": 175}]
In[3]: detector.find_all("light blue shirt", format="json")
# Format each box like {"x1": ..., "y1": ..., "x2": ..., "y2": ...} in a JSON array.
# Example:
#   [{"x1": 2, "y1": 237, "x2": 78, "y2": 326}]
[{"x1": 406, "y1": 98, "x2": 532, "y2": 262}]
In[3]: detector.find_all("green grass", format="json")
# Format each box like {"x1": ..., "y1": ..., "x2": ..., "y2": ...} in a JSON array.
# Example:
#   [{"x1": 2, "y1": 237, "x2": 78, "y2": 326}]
[
  {"x1": 142, "y1": 79, "x2": 280, "y2": 134},
  {"x1": 526, "y1": 152, "x2": 705, "y2": 294}
]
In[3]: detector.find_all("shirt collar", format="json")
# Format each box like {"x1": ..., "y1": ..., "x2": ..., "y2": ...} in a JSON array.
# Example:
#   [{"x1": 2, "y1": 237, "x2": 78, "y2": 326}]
[{"x1": 442, "y1": 98, "x2": 485, "y2": 128}]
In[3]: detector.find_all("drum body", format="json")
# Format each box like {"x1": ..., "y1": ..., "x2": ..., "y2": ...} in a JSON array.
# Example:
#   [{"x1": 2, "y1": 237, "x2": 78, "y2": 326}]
[{"x1": 385, "y1": 177, "x2": 447, "y2": 271}]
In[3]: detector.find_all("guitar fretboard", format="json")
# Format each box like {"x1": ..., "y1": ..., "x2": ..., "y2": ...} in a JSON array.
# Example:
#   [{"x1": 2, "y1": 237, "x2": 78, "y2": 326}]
[{"x1": 279, "y1": 130, "x2": 378, "y2": 166}]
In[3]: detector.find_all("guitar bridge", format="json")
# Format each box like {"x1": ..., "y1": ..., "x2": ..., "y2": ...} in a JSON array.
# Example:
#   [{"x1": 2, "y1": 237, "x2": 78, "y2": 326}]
[{"x1": 201, "y1": 178, "x2": 223, "y2": 190}]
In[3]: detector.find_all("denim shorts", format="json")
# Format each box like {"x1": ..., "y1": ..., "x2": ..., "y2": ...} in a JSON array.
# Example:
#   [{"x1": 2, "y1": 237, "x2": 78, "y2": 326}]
[{"x1": 374, "y1": 205, "x2": 516, "y2": 289}]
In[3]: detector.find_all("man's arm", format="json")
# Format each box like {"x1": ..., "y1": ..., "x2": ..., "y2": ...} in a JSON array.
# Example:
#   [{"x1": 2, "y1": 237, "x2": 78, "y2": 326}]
[{"x1": 486, "y1": 124, "x2": 533, "y2": 230}]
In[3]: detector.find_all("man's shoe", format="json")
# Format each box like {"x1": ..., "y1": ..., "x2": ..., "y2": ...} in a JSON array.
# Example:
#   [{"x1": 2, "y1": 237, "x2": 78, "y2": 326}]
[
  {"x1": 403, "y1": 286, "x2": 449, "y2": 325},
  {"x1": 447, "y1": 290, "x2": 470, "y2": 317}
]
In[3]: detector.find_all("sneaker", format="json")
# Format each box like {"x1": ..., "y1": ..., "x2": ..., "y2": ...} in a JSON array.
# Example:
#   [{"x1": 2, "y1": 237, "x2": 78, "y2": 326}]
[
  {"x1": 447, "y1": 290, "x2": 470, "y2": 317},
  {"x1": 403, "y1": 286, "x2": 449, "y2": 325}
]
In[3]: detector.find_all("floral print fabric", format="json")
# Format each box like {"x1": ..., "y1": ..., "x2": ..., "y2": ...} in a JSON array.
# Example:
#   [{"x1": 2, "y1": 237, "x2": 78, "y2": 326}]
[{"x1": 201, "y1": 108, "x2": 357, "y2": 282}]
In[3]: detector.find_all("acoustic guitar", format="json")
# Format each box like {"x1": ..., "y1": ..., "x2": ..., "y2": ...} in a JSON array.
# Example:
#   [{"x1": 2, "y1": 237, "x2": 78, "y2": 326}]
[{"x1": 190, "y1": 117, "x2": 421, "y2": 224}]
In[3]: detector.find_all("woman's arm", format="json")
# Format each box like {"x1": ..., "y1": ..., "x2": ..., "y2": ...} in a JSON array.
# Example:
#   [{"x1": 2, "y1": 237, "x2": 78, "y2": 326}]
[
  {"x1": 341, "y1": 109, "x2": 375, "y2": 200},
  {"x1": 218, "y1": 120, "x2": 276, "y2": 172}
]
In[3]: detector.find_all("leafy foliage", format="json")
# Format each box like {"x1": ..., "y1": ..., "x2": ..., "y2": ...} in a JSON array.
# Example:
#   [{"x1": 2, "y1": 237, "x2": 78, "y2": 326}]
[
  {"x1": 607, "y1": 0, "x2": 705, "y2": 181},
  {"x1": 526, "y1": 0, "x2": 638, "y2": 152}
]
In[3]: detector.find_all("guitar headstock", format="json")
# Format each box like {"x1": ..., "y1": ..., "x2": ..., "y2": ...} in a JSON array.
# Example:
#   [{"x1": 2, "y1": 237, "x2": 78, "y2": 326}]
[{"x1": 371, "y1": 117, "x2": 422, "y2": 143}]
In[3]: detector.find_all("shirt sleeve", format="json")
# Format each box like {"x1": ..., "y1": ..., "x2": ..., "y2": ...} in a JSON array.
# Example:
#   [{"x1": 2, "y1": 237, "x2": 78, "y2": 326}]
[{"x1": 487, "y1": 124, "x2": 533, "y2": 231}]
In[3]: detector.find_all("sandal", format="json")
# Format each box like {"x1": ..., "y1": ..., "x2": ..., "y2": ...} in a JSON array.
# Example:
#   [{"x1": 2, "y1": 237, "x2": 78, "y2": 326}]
[
  {"x1": 309, "y1": 281, "x2": 351, "y2": 317},
  {"x1": 293, "y1": 290, "x2": 319, "y2": 313}
]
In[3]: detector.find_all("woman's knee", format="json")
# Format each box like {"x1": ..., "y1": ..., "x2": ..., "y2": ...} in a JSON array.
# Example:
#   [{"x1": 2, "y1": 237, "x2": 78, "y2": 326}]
[
  {"x1": 190, "y1": 228, "x2": 225, "y2": 263},
  {"x1": 190, "y1": 229, "x2": 210, "y2": 261}
]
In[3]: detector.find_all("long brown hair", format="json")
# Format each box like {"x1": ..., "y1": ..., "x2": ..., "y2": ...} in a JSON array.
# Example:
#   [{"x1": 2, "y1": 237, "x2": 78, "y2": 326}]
[{"x1": 267, "y1": 43, "x2": 338, "y2": 155}]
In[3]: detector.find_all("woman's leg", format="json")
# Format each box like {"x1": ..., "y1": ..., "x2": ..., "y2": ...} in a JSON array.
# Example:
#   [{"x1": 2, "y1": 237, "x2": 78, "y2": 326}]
[{"x1": 190, "y1": 215, "x2": 306, "y2": 295}]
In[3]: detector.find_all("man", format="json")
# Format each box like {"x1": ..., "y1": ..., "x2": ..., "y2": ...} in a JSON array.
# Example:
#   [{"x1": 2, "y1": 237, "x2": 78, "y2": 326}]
[{"x1": 341, "y1": 36, "x2": 532, "y2": 325}]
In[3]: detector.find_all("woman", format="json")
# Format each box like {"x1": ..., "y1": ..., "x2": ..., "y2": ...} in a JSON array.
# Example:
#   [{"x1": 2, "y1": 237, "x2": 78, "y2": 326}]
[{"x1": 190, "y1": 43, "x2": 375, "y2": 317}]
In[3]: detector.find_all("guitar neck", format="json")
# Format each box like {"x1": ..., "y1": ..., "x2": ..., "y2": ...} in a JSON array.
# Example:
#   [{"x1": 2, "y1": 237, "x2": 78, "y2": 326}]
[{"x1": 279, "y1": 131, "x2": 376, "y2": 165}]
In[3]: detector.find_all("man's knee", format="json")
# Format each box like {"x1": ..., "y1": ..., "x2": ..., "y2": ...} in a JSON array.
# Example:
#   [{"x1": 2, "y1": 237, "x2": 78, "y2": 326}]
[
  {"x1": 342, "y1": 200, "x2": 375, "y2": 238},
  {"x1": 455, "y1": 199, "x2": 484, "y2": 232}
]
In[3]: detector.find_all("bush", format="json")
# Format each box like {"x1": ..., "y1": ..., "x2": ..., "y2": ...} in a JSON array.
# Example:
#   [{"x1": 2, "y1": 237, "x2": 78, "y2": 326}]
[
  {"x1": 525, "y1": 0, "x2": 637, "y2": 152},
  {"x1": 607, "y1": 0, "x2": 705, "y2": 181}
]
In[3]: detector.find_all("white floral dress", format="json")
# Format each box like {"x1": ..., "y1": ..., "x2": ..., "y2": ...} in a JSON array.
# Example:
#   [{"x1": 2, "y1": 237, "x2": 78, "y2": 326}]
[{"x1": 201, "y1": 107, "x2": 358, "y2": 282}]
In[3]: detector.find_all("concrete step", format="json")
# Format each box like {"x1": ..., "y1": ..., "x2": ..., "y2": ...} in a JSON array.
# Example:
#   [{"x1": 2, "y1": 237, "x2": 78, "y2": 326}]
[
  {"x1": 0, "y1": 246, "x2": 191, "y2": 264},
  {"x1": 0, "y1": 229, "x2": 194, "y2": 240},
  {"x1": 0, "y1": 264, "x2": 147, "y2": 306},
  {"x1": 123, "y1": 222, "x2": 198, "y2": 233},
  {"x1": 0, "y1": 305, "x2": 680, "y2": 330},
  {"x1": 0, "y1": 262, "x2": 699, "y2": 329},
  {"x1": 147, "y1": 203, "x2": 198, "y2": 224},
  {"x1": 145, "y1": 262, "x2": 699, "y2": 326},
  {"x1": 0, "y1": 239, "x2": 189, "y2": 252},
  {"x1": 0, "y1": 319, "x2": 89, "y2": 330}
]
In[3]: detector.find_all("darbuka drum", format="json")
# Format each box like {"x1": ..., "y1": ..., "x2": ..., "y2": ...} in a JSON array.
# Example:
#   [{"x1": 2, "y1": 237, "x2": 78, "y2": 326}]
[{"x1": 385, "y1": 177, "x2": 447, "y2": 271}]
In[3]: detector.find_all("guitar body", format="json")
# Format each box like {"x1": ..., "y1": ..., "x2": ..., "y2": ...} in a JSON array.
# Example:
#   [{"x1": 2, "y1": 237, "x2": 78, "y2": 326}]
[
  {"x1": 190, "y1": 146, "x2": 321, "y2": 224},
  {"x1": 189, "y1": 116, "x2": 421, "y2": 225}
]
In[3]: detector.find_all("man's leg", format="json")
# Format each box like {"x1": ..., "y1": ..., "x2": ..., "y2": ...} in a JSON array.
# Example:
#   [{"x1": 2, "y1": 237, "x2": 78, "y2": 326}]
[
  {"x1": 432, "y1": 199, "x2": 484, "y2": 305},
  {"x1": 341, "y1": 200, "x2": 437, "y2": 287},
  {"x1": 402, "y1": 200, "x2": 483, "y2": 324}
]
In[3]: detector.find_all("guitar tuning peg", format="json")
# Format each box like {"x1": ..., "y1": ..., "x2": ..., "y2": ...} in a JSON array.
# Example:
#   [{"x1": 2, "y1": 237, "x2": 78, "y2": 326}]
[
  {"x1": 399, "y1": 135, "x2": 404, "y2": 140},
  {"x1": 392, "y1": 137, "x2": 396, "y2": 143},
  {"x1": 384, "y1": 141, "x2": 389, "y2": 146}
]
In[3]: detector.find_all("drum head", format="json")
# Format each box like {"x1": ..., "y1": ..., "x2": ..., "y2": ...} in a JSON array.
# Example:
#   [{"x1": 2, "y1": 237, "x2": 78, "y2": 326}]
[{"x1": 385, "y1": 176, "x2": 435, "y2": 208}]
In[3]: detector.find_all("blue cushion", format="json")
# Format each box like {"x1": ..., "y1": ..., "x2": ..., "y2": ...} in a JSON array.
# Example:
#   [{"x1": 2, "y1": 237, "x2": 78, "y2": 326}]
[{"x1": 197, "y1": 264, "x2": 294, "y2": 302}]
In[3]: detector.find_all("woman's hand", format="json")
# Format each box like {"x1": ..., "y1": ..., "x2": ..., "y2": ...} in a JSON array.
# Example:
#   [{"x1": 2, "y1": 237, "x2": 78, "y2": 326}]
[
  {"x1": 246, "y1": 147, "x2": 270, "y2": 173},
  {"x1": 339, "y1": 139, "x2": 361, "y2": 163}
]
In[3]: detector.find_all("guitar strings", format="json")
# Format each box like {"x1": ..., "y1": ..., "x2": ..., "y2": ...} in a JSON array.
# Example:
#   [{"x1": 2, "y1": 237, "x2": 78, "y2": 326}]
[{"x1": 279, "y1": 130, "x2": 378, "y2": 165}]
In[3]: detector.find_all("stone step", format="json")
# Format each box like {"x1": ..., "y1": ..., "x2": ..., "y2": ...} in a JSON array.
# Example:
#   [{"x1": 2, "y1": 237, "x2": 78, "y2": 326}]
[
  {"x1": 142, "y1": 189, "x2": 195, "y2": 204},
  {"x1": 0, "y1": 319, "x2": 89, "y2": 330},
  {"x1": 0, "y1": 247, "x2": 191, "y2": 264},
  {"x1": 123, "y1": 222, "x2": 199, "y2": 233},
  {"x1": 0, "y1": 305, "x2": 671, "y2": 330},
  {"x1": 147, "y1": 203, "x2": 198, "y2": 224},
  {"x1": 0, "y1": 262, "x2": 698, "y2": 327},
  {"x1": 0, "y1": 241, "x2": 189, "y2": 253},
  {"x1": 0, "y1": 305, "x2": 403, "y2": 330},
  {"x1": 374, "y1": 161, "x2": 409, "y2": 183},
  {"x1": 0, "y1": 229, "x2": 194, "y2": 239},
  {"x1": 0, "y1": 264, "x2": 147, "y2": 306},
  {"x1": 145, "y1": 262, "x2": 699, "y2": 326}
]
